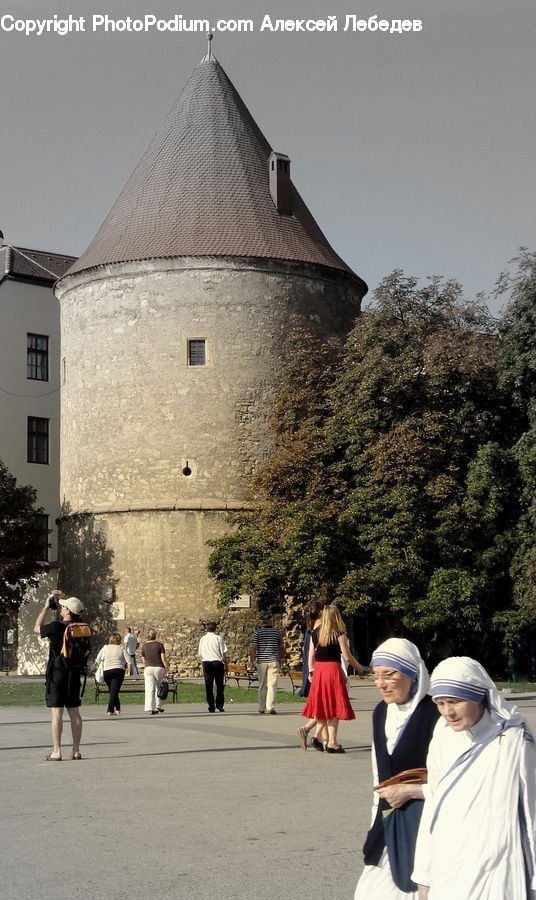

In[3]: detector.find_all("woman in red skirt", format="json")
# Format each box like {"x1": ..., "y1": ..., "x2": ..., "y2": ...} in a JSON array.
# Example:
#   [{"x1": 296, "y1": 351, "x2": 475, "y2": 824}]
[{"x1": 301, "y1": 604, "x2": 366, "y2": 753}]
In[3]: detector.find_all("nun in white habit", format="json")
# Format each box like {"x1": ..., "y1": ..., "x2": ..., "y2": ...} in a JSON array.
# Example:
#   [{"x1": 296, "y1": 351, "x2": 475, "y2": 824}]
[
  {"x1": 413, "y1": 656, "x2": 536, "y2": 900},
  {"x1": 355, "y1": 638, "x2": 439, "y2": 900}
]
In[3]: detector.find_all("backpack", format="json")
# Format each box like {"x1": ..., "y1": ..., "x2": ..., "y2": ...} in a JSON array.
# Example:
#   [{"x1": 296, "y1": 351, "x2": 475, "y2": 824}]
[{"x1": 59, "y1": 622, "x2": 92, "y2": 695}]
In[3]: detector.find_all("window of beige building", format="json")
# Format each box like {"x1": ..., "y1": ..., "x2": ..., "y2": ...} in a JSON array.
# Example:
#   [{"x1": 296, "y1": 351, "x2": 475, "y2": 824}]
[
  {"x1": 27, "y1": 333, "x2": 49, "y2": 381},
  {"x1": 35, "y1": 514, "x2": 49, "y2": 561},
  {"x1": 27, "y1": 416, "x2": 49, "y2": 464}
]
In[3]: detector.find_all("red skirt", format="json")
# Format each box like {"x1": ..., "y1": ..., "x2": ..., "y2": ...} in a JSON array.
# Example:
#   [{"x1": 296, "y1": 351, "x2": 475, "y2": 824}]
[{"x1": 301, "y1": 661, "x2": 355, "y2": 721}]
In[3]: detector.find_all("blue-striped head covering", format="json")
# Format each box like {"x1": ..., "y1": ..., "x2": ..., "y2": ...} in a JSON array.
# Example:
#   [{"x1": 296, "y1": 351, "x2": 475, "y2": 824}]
[
  {"x1": 431, "y1": 656, "x2": 530, "y2": 733},
  {"x1": 372, "y1": 639, "x2": 431, "y2": 738},
  {"x1": 371, "y1": 637, "x2": 431, "y2": 711},
  {"x1": 431, "y1": 657, "x2": 488, "y2": 704},
  {"x1": 371, "y1": 638, "x2": 421, "y2": 681}
]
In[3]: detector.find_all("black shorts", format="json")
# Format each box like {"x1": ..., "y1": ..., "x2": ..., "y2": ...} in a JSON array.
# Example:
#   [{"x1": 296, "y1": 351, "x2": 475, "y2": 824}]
[{"x1": 45, "y1": 664, "x2": 82, "y2": 708}]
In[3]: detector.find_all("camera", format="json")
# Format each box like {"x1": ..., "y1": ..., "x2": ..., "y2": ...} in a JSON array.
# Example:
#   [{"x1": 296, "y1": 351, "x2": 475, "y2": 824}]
[{"x1": 47, "y1": 593, "x2": 58, "y2": 611}]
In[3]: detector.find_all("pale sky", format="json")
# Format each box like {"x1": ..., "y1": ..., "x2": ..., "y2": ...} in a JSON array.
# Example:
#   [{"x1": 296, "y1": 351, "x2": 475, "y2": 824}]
[{"x1": 1, "y1": 0, "x2": 534, "y2": 313}]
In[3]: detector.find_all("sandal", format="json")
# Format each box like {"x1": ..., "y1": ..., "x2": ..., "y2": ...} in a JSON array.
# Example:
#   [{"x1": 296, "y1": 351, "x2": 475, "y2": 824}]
[
  {"x1": 326, "y1": 744, "x2": 345, "y2": 754},
  {"x1": 71, "y1": 752, "x2": 82, "y2": 760},
  {"x1": 45, "y1": 753, "x2": 62, "y2": 761}
]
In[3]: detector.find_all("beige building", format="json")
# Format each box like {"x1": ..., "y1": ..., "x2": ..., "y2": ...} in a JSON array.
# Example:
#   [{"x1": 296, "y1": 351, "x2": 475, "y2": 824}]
[
  {"x1": 54, "y1": 48, "x2": 368, "y2": 670},
  {"x1": 0, "y1": 243, "x2": 74, "y2": 672}
]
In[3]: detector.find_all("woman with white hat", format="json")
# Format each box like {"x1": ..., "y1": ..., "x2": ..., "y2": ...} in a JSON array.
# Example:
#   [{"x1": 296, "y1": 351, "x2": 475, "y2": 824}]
[
  {"x1": 355, "y1": 638, "x2": 438, "y2": 899},
  {"x1": 413, "y1": 656, "x2": 536, "y2": 899}
]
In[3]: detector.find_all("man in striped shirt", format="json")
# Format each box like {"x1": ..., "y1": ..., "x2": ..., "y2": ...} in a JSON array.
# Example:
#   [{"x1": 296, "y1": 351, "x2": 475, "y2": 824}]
[{"x1": 250, "y1": 614, "x2": 285, "y2": 715}]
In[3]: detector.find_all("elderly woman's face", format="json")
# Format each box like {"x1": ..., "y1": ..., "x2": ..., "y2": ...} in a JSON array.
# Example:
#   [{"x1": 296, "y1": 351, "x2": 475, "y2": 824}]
[
  {"x1": 373, "y1": 666, "x2": 414, "y2": 704},
  {"x1": 436, "y1": 697, "x2": 484, "y2": 731}
]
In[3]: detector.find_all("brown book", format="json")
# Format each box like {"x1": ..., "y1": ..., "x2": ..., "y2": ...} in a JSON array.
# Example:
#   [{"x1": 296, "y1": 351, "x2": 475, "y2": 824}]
[{"x1": 375, "y1": 767, "x2": 428, "y2": 790}]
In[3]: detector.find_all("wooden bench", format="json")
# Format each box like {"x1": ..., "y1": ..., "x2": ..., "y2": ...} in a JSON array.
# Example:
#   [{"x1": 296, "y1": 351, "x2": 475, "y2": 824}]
[
  {"x1": 286, "y1": 669, "x2": 371, "y2": 695},
  {"x1": 224, "y1": 663, "x2": 258, "y2": 689},
  {"x1": 94, "y1": 676, "x2": 178, "y2": 704},
  {"x1": 287, "y1": 670, "x2": 304, "y2": 695}
]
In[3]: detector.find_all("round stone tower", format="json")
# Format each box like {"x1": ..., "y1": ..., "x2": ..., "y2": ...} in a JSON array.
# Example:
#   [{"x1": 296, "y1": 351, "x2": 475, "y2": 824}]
[{"x1": 55, "y1": 47, "x2": 367, "y2": 639}]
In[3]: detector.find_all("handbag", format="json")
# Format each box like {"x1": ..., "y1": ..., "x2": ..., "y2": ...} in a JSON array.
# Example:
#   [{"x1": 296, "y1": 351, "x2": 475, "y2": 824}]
[
  {"x1": 94, "y1": 658, "x2": 105, "y2": 684},
  {"x1": 157, "y1": 678, "x2": 169, "y2": 700},
  {"x1": 375, "y1": 767, "x2": 427, "y2": 790}
]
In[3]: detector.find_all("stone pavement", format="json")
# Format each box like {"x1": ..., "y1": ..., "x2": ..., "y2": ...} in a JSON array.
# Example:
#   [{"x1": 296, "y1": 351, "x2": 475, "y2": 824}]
[{"x1": 1, "y1": 682, "x2": 534, "y2": 900}]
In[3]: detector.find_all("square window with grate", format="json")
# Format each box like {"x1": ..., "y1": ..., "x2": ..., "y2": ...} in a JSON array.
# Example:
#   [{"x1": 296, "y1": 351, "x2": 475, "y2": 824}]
[
  {"x1": 27, "y1": 334, "x2": 49, "y2": 381},
  {"x1": 27, "y1": 416, "x2": 49, "y2": 464},
  {"x1": 188, "y1": 339, "x2": 206, "y2": 366}
]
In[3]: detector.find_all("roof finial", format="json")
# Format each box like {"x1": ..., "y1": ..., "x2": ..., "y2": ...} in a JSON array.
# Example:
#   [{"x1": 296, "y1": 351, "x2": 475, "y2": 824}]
[{"x1": 202, "y1": 32, "x2": 215, "y2": 62}]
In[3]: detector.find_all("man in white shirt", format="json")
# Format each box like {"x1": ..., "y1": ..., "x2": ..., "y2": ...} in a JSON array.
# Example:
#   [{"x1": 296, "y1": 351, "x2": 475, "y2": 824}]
[
  {"x1": 198, "y1": 622, "x2": 229, "y2": 713},
  {"x1": 123, "y1": 627, "x2": 139, "y2": 676}
]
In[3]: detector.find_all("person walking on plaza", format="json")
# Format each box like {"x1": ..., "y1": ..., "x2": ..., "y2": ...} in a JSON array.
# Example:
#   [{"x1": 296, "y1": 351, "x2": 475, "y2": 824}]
[
  {"x1": 95, "y1": 632, "x2": 131, "y2": 716},
  {"x1": 33, "y1": 592, "x2": 86, "y2": 760},
  {"x1": 296, "y1": 602, "x2": 328, "y2": 751},
  {"x1": 198, "y1": 621, "x2": 229, "y2": 712},
  {"x1": 141, "y1": 630, "x2": 168, "y2": 715},
  {"x1": 298, "y1": 602, "x2": 323, "y2": 698},
  {"x1": 250, "y1": 613, "x2": 285, "y2": 715},
  {"x1": 301, "y1": 604, "x2": 365, "y2": 753},
  {"x1": 413, "y1": 656, "x2": 536, "y2": 900},
  {"x1": 123, "y1": 626, "x2": 139, "y2": 676},
  {"x1": 354, "y1": 638, "x2": 438, "y2": 899}
]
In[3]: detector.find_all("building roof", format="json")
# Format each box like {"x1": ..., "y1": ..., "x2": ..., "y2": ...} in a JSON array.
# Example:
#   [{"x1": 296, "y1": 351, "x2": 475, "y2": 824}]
[
  {"x1": 0, "y1": 245, "x2": 75, "y2": 285},
  {"x1": 64, "y1": 53, "x2": 365, "y2": 288}
]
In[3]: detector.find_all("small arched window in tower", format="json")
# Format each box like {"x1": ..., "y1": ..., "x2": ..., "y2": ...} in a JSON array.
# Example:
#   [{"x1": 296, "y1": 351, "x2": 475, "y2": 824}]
[
  {"x1": 188, "y1": 339, "x2": 206, "y2": 366},
  {"x1": 182, "y1": 461, "x2": 192, "y2": 477}
]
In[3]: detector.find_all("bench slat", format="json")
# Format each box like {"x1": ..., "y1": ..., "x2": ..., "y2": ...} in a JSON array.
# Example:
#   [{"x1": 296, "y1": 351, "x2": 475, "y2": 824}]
[{"x1": 224, "y1": 665, "x2": 258, "y2": 689}]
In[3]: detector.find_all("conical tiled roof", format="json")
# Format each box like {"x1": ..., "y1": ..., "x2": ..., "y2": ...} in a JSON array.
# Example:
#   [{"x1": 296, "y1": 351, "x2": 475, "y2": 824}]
[{"x1": 65, "y1": 54, "x2": 361, "y2": 281}]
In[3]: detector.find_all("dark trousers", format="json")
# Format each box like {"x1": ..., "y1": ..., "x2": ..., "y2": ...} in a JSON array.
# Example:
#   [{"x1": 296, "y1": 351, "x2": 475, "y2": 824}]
[
  {"x1": 104, "y1": 667, "x2": 125, "y2": 713},
  {"x1": 202, "y1": 660, "x2": 225, "y2": 711}
]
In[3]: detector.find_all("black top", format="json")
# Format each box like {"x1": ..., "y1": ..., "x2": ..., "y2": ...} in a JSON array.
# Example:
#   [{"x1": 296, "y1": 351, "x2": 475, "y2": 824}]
[
  {"x1": 363, "y1": 695, "x2": 439, "y2": 866},
  {"x1": 41, "y1": 620, "x2": 68, "y2": 661},
  {"x1": 312, "y1": 628, "x2": 342, "y2": 662}
]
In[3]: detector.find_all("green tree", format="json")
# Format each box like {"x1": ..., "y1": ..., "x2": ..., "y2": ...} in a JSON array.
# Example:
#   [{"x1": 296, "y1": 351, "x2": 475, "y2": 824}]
[
  {"x1": 208, "y1": 324, "x2": 344, "y2": 607},
  {"x1": 329, "y1": 272, "x2": 517, "y2": 657},
  {"x1": 208, "y1": 272, "x2": 520, "y2": 665},
  {"x1": 0, "y1": 460, "x2": 46, "y2": 611},
  {"x1": 497, "y1": 249, "x2": 536, "y2": 626}
]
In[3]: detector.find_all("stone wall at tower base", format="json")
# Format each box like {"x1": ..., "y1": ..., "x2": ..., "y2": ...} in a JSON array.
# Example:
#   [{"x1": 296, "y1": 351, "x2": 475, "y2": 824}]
[{"x1": 58, "y1": 509, "x2": 305, "y2": 674}]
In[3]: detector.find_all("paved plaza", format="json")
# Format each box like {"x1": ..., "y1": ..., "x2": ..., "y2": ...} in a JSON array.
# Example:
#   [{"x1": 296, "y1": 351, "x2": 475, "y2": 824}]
[{"x1": 1, "y1": 681, "x2": 535, "y2": 900}]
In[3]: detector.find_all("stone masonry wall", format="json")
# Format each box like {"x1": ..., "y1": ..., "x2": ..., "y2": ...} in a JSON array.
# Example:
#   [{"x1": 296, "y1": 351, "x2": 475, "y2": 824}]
[
  {"x1": 57, "y1": 258, "x2": 360, "y2": 514},
  {"x1": 56, "y1": 257, "x2": 362, "y2": 641},
  {"x1": 58, "y1": 510, "x2": 306, "y2": 675}
]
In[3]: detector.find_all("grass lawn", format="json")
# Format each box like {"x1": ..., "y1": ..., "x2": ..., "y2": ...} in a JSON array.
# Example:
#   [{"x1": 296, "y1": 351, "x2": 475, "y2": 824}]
[
  {"x1": 495, "y1": 680, "x2": 535, "y2": 692},
  {"x1": 0, "y1": 680, "x2": 302, "y2": 707}
]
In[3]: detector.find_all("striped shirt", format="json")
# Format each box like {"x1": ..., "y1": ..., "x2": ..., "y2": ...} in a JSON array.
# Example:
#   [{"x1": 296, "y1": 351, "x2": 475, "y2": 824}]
[{"x1": 251, "y1": 626, "x2": 282, "y2": 663}]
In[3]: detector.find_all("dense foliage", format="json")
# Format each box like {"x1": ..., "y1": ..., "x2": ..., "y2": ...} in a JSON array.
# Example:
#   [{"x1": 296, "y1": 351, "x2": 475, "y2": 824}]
[
  {"x1": 208, "y1": 258, "x2": 536, "y2": 667},
  {"x1": 327, "y1": 273, "x2": 517, "y2": 659},
  {"x1": 496, "y1": 249, "x2": 536, "y2": 631},
  {"x1": 0, "y1": 460, "x2": 46, "y2": 610}
]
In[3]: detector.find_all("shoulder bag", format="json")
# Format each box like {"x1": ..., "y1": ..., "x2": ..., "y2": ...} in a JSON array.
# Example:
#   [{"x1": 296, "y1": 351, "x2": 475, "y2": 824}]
[
  {"x1": 157, "y1": 678, "x2": 169, "y2": 700},
  {"x1": 95, "y1": 657, "x2": 105, "y2": 685}
]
